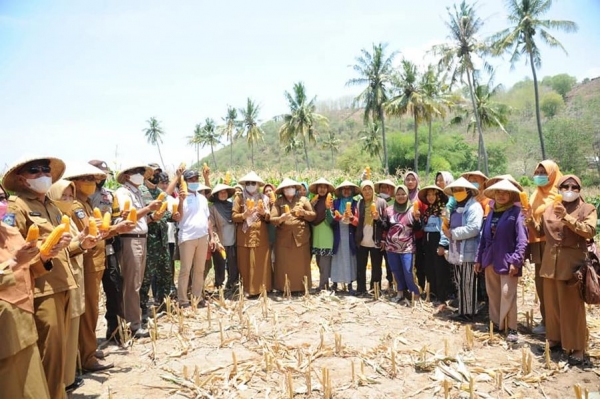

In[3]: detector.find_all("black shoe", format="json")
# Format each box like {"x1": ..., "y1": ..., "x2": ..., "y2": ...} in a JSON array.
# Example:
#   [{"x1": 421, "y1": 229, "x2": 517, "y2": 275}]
[
  {"x1": 450, "y1": 313, "x2": 473, "y2": 322},
  {"x1": 66, "y1": 377, "x2": 84, "y2": 392},
  {"x1": 132, "y1": 327, "x2": 150, "y2": 338}
]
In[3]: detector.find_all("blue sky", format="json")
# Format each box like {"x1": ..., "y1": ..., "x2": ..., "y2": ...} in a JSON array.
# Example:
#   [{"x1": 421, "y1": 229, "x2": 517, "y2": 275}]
[{"x1": 1, "y1": 0, "x2": 599, "y2": 173}]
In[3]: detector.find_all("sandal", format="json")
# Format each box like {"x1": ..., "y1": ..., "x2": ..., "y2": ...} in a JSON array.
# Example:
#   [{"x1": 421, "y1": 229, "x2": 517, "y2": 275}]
[{"x1": 567, "y1": 355, "x2": 593, "y2": 368}]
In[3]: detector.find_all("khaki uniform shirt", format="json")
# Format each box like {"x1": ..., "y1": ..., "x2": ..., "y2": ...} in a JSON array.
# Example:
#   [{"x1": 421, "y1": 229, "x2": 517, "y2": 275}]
[{"x1": 71, "y1": 199, "x2": 106, "y2": 273}]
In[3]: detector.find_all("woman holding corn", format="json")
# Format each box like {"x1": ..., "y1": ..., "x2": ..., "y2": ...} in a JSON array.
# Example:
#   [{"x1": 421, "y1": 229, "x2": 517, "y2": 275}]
[
  {"x1": 330, "y1": 181, "x2": 359, "y2": 293},
  {"x1": 308, "y1": 178, "x2": 335, "y2": 291}
]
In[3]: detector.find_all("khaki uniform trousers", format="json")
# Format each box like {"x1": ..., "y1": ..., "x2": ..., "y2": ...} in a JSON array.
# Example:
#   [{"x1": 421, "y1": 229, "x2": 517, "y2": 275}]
[
  {"x1": 79, "y1": 269, "x2": 104, "y2": 367},
  {"x1": 65, "y1": 315, "x2": 80, "y2": 387},
  {"x1": 119, "y1": 237, "x2": 147, "y2": 330},
  {"x1": 178, "y1": 235, "x2": 209, "y2": 305},
  {"x1": 34, "y1": 290, "x2": 71, "y2": 399},
  {"x1": 0, "y1": 343, "x2": 50, "y2": 399},
  {"x1": 485, "y1": 266, "x2": 518, "y2": 330}
]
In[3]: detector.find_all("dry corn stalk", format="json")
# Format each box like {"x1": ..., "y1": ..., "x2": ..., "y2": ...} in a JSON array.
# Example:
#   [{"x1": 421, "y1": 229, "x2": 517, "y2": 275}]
[
  {"x1": 206, "y1": 299, "x2": 212, "y2": 328},
  {"x1": 443, "y1": 379, "x2": 450, "y2": 399},
  {"x1": 464, "y1": 325, "x2": 474, "y2": 351},
  {"x1": 489, "y1": 320, "x2": 494, "y2": 341},
  {"x1": 469, "y1": 376, "x2": 474, "y2": 399},
  {"x1": 374, "y1": 282, "x2": 380, "y2": 300},
  {"x1": 303, "y1": 275, "x2": 309, "y2": 297},
  {"x1": 286, "y1": 371, "x2": 293, "y2": 399},
  {"x1": 284, "y1": 274, "x2": 291, "y2": 300},
  {"x1": 334, "y1": 332, "x2": 343, "y2": 354},
  {"x1": 544, "y1": 340, "x2": 552, "y2": 369},
  {"x1": 425, "y1": 281, "x2": 430, "y2": 302},
  {"x1": 390, "y1": 347, "x2": 397, "y2": 377}
]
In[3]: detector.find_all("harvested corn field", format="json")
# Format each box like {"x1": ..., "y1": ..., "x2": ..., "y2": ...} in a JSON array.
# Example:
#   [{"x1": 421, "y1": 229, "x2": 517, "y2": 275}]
[{"x1": 76, "y1": 262, "x2": 600, "y2": 399}]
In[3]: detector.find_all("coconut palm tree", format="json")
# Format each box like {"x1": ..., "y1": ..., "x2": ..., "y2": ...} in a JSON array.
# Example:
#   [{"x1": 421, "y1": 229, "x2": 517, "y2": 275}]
[
  {"x1": 359, "y1": 122, "x2": 383, "y2": 162},
  {"x1": 321, "y1": 129, "x2": 342, "y2": 169},
  {"x1": 283, "y1": 137, "x2": 302, "y2": 173},
  {"x1": 432, "y1": 1, "x2": 491, "y2": 175},
  {"x1": 346, "y1": 43, "x2": 398, "y2": 174},
  {"x1": 143, "y1": 117, "x2": 166, "y2": 170},
  {"x1": 237, "y1": 98, "x2": 264, "y2": 168},
  {"x1": 221, "y1": 105, "x2": 240, "y2": 167},
  {"x1": 490, "y1": 0, "x2": 578, "y2": 159},
  {"x1": 186, "y1": 124, "x2": 202, "y2": 167},
  {"x1": 277, "y1": 82, "x2": 328, "y2": 169},
  {"x1": 199, "y1": 118, "x2": 221, "y2": 169},
  {"x1": 386, "y1": 59, "x2": 424, "y2": 173}
]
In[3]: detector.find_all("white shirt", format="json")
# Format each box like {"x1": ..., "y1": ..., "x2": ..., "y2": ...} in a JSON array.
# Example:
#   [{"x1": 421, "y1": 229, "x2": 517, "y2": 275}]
[
  {"x1": 165, "y1": 195, "x2": 178, "y2": 244},
  {"x1": 178, "y1": 192, "x2": 210, "y2": 243},
  {"x1": 115, "y1": 182, "x2": 148, "y2": 234}
]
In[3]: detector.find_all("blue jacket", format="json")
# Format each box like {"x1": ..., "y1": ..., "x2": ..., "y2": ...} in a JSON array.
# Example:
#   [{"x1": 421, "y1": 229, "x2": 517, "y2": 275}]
[{"x1": 440, "y1": 197, "x2": 483, "y2": 264}]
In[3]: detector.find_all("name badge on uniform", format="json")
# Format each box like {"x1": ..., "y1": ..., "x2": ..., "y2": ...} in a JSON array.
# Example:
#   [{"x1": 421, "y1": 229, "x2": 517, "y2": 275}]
[
  {"x1": 2, "y1": 213, "x2": 16, "y2": 226},
  {"x1": 75, "y1": 209, "x2": 86, "y2": 219},
  {"x1": 29, "y1": 211, "x2": 42, "y2": 217}
]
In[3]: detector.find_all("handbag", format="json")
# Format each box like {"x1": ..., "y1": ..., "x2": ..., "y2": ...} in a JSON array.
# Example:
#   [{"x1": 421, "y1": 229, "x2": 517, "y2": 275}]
[{"x1": 573, "y1": 249, "x2": 600, "y2": 305}]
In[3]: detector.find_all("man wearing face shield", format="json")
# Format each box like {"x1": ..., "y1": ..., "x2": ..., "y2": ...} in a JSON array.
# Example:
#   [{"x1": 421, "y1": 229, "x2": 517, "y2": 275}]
[
  {"x1": 3, "y1": 156, "x2": 77, "y2": 399},
  {"x1": 114, "y1": 164, "x2": 162, "y2": 337}
]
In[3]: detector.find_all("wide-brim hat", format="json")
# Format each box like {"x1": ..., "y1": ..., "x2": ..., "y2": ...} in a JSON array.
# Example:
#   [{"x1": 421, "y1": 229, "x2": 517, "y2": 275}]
[
  {"x1": 88, "y1": 160, "x2": 111, "y2": 174},
  {"x1": 238, "y1": 171, "x2": 265, "y2": 186},
  {"x1": 460, "y1": 170, "x2": 489, "y2": 183},
  {"x1": 3, "y1": 155, "x2": 66, "y2": 192},
  {"x1": 308, "y1": 178, "x2": 335, "y2": 194},
  {"x1": 484, "y1": 174, "x2": 523, "y2": 191},
  {"x1": 374, "y1": 179, "x2": 396, "y2": 194},
  {"x1": 275, "y1": 178, "x2": 302, "y2": 195},
  {"x1": 483, "y1": 179, "x2": 521, "y2": 202},
  {"x1": 335, "y1": 180, "x2": 359, "y2": 197},
  {"x1": 417, "y1": 185, "x2": 448, "y2": 203},
  {"x1": 116, "y1": 162, "x2": 153, "y2": 184},
  {"x1": 210, "y1": 183, "x2": 236, "y2": 201},
  {"x1": 63, "y1": 161, "x2": 106, "y2": 181},
  {"x1": 443, "y1": 177, "x2": 479, "y2": 197}
]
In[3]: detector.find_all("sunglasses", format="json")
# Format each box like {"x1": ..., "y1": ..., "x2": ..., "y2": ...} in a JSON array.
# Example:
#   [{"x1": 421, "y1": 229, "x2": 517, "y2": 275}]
[
  {"x1": 245, "y1": 182, "x2": 257, "y2": 186},
  {"x1": 25, "y1": 165, "x2": 51, "y2": 175},
  {"x1": 560, "y1": 184, "x2": 580, "y2": 191},
  {"x1": 127, "y1": 168, "x2": 146, "y2": 174}
]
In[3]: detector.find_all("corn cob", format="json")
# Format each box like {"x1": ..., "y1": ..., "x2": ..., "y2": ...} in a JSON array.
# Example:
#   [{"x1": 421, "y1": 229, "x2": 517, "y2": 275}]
[
  {"x1": 344, "y1": 202, "x2": 351, "y2": 216},
  {"x1": 123, "y1": 199, "x2": 131, "y2": 212},
  {"x1": 442, "y1": 216, "x2": 449, "y2": 229},
  {"x1": 519, "y1": 192, "x2": 529, "y2": 210},
  {"x1": 219, "y1": 246, "x2": 227, "y2": 259},
  {"x1": 158, "y1": 202, "x2": 168, "y2": 213},
  {"x1": 157, "y1": 192, "x2": 166, "y2": 201},
  {"x1": 180, "y1": 176, "x2": 188, "y2": 194},
  {"x1": 100, "y1": 212, "x2": 111, "y2": 231},
  {"x1": 179, "y1": 162, "x2": 186, "y2": 170},
  {"x1": 61, "y1": 215, "x2": 70, "y2": 228},
  {"x1": 224, "y1": 171, "x2": 231, "y2": 185},
  {"x1": 484, "y1": 204, "x2": 490, "y2": 216},
  {"x1": 93, "y1": 207, "x2": 102, "y2": 219},
  {"x1": 40, "y1": 223, "x2": 67, "y2": 256},
  {"x1": 127, "y1": 208, "x2": 137, "y2": 223},
  {"x1": 365, "y1": 166, "x2": 371, "y2": 180},
  {"x1": 554, "y1": 194, "x2": 563, "y2": 203},
  {"x1": 334, "y1": 210, "x2": 342, "y2": 218},
  {"x1": 325, "y1": 193, "x2": 332, "y2": 208},
  {"x1": 202, "y1": 162, "x2": 209, "y2": 172},
  {"x1": 413, "y1": 201, "x2": 419, "y2": 214},
  {"x1": 88, "y1": 218, "x2": 98, "y2": 236},
  {"x1": 370, "y1": 203, "x2": 376, "y2": 213},
  {"x1": 269, "y1": 191, "x2": 276, "y2": 203},
  {"x1": 25, "y1": 224, "x2": 39, "y2": 242},
  {"x1": 284, "y1": 204, "x2": 290, "y2": 214},
  {"x1": 172, "y1": 203, "x2": 178, "y2": 214},
  {"x1": 257, "y1": 199, "x2": 264, "y2": 211}
]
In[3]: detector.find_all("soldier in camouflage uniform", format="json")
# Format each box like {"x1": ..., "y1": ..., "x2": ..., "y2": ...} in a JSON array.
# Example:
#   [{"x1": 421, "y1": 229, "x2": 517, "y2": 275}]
[{"x1": 140, "y1": 166, "x2": 173, "y2": 315}]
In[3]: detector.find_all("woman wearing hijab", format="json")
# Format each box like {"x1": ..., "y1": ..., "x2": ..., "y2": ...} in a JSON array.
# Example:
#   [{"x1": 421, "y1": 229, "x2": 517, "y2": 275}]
[
  {"x1": 440, "y1": 178, "x2": 484, "y2": 321},
  {"x1": 262, "y1": 183, "x2": 277, "y2": 270},
  {"x1": 209, "y1": 184, "x2": 237, "y2": 291},
  {"x1": 435, "y1": 171, "x2": 454, "y2": 190},
  {"x1": 308, "y1": 178, "x2": 335, "y2": 291},
  {"x1": 525, "y1": 175, "x2": 595, "y2": 366},
  {"x1": 299, "y1": 182, "x2": 309, "y2": 199},
  {"x1": 270, "y1": 178, "x2": 315, "y2": 293},
  {"x1": 405, "y1": 171, "x2": 426, "y2": 291},
  {"x1": 475, "y1": 180, "x2": 528, "y2": 343},
  {"x1": 232, "y1": 172, "x2": 272, "y2": 297},
  {"x1": 330, "y1": 181, "x2": 359, "y2": 293},
  {"x1": 526, "y1": 160, "x2": 562, "y2": 335},
  {"x1": 383, "y1": 185, "x2": 420, "y2": 303}
]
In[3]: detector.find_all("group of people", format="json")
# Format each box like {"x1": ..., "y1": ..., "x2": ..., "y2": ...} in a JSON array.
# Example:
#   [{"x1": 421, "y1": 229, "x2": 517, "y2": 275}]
[{"x1": 0, "y1": 156, "x2": 596, "y2": 398}]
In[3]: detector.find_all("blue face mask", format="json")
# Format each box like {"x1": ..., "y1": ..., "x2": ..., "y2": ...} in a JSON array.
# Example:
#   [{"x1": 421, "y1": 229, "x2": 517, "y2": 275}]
[
  {"x1": 188, "y1": 182, "x2": 200, "y2": 192},
  {"x1": 470, "y1": 182, "x2": 480, "y2": 189},
  {"x1": 533, "y1": 175, "x2": 549, "y2": 187}
]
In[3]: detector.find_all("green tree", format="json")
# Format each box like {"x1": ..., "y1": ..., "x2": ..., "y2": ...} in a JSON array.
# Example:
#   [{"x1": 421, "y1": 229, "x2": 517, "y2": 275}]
[
  {"x1": 277, "y1": 82, "x2": 328, "y2": 169},
  {"x1": 359, "y1": 122, "x2": 383, "y2": 162},
  {"x1": 386, "y1": 59, "x2": 424, "y2": 173},
  {"x1": 221, "y1": 106, "x2": 241, "y2": 167},
  {"x1": 199, "y1": 118, "x2": 221, "y2": 169},
  {"x1": 433, "y1": 1, "x2": 491, "y2": 175},
  {"x1": 283, "y1": 136, "x2": 302, "y2": 173},
  {"x1": 491, "y1": 0, "x2": 578, "y2": 159},
  {"x1": 321, "y1": 129, "x2": 342, "y2": 169},
  {"x1": 186, "y1": 124, "x2": 202, "y2": 166},
  {"x1": 237, "y1": 98, "x2": 264, "y2": 168},
  {"x1": 545, "y1": 117, "x2": 592, "y2": 174},
  {"x1": 540, "y1": 91, "x2": 565, "y2": 118},
  {"x1": 347, "y1": 43, "x2": 398, "y2": 174},
  {"x1": 541, "y1": 73, "x2": 577, "y2": 99},
  {"x1": 143, "y1": 116, "x2": 166, "y2": 170}
]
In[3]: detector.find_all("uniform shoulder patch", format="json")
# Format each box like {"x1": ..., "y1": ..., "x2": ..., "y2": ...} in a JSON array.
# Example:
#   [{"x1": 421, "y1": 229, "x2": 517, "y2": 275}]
[
  {"x1": 75, "y1": 209, "x2": 86, "y2": 219},
  {"x1": 2, "y1": 213, "x2": 16, "y2": 226}
]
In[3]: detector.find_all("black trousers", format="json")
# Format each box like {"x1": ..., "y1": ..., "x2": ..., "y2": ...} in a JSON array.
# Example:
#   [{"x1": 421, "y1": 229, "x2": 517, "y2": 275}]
[
  {"x1": 356, "y1": 245, "x2": 384, "y2": 293},
  {"x1": 103, "y1": 252, "x2": 123, "y2": 335},
  {"x1": 384, "y1": 251, "x2": 393, "y2": 287},
  {"x1": 414, "y1": 237, "x2": 426, "y2": 290},
  {"x1": 422, "y1": 232, "x2": 452, "y2": 302},
  {"x1": 223, "y1": 245, "x2": 239, "y2": 289}
]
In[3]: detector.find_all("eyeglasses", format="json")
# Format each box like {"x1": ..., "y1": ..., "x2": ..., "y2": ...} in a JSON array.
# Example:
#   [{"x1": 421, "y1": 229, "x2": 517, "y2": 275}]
[
  {"x1": 245, "y1": 182, "x2": 257, "y2": 186},
  {"x1": 25, "y1": 165, "x2": 51, "y2": 175},
  {"x1": 560, "y1": 184, "x2": 580, "y2": 191}
]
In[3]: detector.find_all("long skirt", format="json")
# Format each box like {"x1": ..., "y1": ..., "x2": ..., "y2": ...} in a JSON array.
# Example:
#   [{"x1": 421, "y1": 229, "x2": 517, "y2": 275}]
[
  {"x1": 454, "y1": 262, "x2": 478, "y2": 316},
  {"x1": 237, "y1": 245, "x2": 272, "y2": 295},
  {"x1": 274, "y1": 242, "x2": 311, "y2": 292},
  {"x1": 331, "y1": 223, "x2": 357, "y2": 284}
]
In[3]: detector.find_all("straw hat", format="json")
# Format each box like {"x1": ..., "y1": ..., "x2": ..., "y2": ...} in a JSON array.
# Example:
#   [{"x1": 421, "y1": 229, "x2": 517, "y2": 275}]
[
  {"x1": 275, "y1": 178, "x2": 302, "y2": 195},
  {"x1": 483, "y1": 179, "x2": 521, "y2": 202},
  {"x1": 308, "y1": 178, "x2": 335, "y2": 195},
  {"x1": 88, "y1": 160, "x2": 111, "y2": 174},
  {"x1": 443, "y1": 177, "x2": 479, "y2": 197},
  {"x1": 334, "y1": 180, "x2": 359, "y2": 197},
  {"x1": 116, "y1": 162, "x2": 153, "y2": 184},
  {"x1": 63, "y1": 161, "x2": 106, "y2": 181},
  {"x1": 460, "y1": 170, "x2": 489, "y2": 183},
  {"x1": 417, "y1": 185, "x2": 448, "y2": 203},
  {"x1": 2, "y1": 155, "x2": 66, "y2": 192},
  {"x1": 484, "y1": 174, "x2": 523, "y2": 191},
  {"x1": 238, "y1": 171, "x2": 265, "y2": 186},
  {"x1": 374, "y1": 179, "x2": 396, "y2": 194},
  {"x1": 210, "y1": 183, "x2": 236, "y2": 201}
]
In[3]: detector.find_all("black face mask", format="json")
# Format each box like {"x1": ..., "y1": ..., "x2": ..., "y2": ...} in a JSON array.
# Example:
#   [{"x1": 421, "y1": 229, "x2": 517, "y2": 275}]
[
  {"x1": 149, "y1": 175, "x2": 160, "y2": 185},
  {"x1": 97, "y1": 179, "x2": 106, "y2": 188}
]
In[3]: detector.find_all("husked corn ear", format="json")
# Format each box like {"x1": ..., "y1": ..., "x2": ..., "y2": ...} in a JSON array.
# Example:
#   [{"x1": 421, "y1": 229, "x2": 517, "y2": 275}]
[
  {"x1": 61, "y1": 215, "x2": 70, "y2": 228},
  {"x1": 172, "y1": 203, "x2": 178, "y2": 214},
  {"x1": 365, "y1": 166, "x2": 371, "y2": 180},
  {"x1": 519, "y1": 192, "x2": 529, "y2": 209},
  {"x1": 25, "y1": 224, "x2": 39, "y2": 242},
  {"x1": 127, "y1": 208, "x2": 138, "y2": 223},
  {"x1": 220, "y1": 248, "x2": 227, "y2": 259},
  {"x1": 325, "y1": 193, "x2": 333, "y2": 208},
  {"x1": 40, "y1": 224, "x2": 67, "y2": 256},
  {"x1": 88, "y1": 218, "x2": 98, "y2": 236},
  {"x1": 412, "y1": 201, "x2": 419, "y2": 214},
  {"x1": 344, "y1": 202, "x2": 351, "y2": 215},
  {"x1": 123, "y1": 199, "x2": 131, "y2": 212},
  {"x1": 555, "y1": 194, "x2": 563, "y2": 203},
  {"x1": 246, "y1": 199, "x2": 255, "y2": 209},
  {"x1": 334, "y1": 210, "x2": 342, "y2": 218},
  {"x1": 370, "y1": 203, "x2": 376, "y2": 213},
  {"x1": 269, "y1": 191, "x2": 276, "y2": 203},
  {"x1": 100, "y1": 212, "x2": 111, "y2": 231},
  {"x1": 157, "y1": 192, "x2": 166, "y2": 201},
  {"x1": 224, "y1": 171, "x2": 231, "y2": 185},
  {"x1": 180, "y1": 176, "x2": 188, "y2": 193},
  {"x1": 203, "y1": 162, "x2": 209, "y2": 172},
  {"x1": 179, "y1": 162, "x2": 186, "y2": 170},
  {"x1": 158, "y1": 202, "x2": 168, "y2": 213},
  {"x1": 442, "y1": 216, "x2": 449, "y2": 228},
  {"x1": 284, "y1": 204, "x2": 290, "y2": 213},
  {"x1": 257, "y1": 199, "x2": 264, "y2": 210},
  {"x1": 93, "y1": 207, "x2": 102, "y2": 219},
  {"x1": 484, "y1": 204, "x2": 490, "y2": 216}
]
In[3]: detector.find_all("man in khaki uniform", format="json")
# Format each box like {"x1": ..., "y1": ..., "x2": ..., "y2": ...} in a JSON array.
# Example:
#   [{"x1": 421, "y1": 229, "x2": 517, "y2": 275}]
[{"x1": 3, "y1": 156, "x2": 76, "y2": 399}]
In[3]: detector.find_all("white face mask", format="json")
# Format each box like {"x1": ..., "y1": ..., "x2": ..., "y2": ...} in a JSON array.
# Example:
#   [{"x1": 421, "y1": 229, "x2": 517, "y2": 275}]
[
  {"x1": 245, "y1": 184, "x2": 257, "y2": 194},
  {"x1": 284, "y1": 187, "x2": 296, "y2": 197},
  {"x1": 129, "y1": 173, "x2": 145, "y2": 186},
  {"x1": 562, "y1": 191, "x2": 580, "y2": 202},
  {"x1": 27, "y1": 176, "x2": 53, "y2": 194},
  {"x1": 379, "y1": 193, "x2": 390, "y2": 200}
]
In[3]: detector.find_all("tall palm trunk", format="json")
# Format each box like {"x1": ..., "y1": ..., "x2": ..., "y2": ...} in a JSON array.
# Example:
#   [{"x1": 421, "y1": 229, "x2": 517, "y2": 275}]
[
  {"x1": 302, "y1": 136, "x2": 310, "y2": 170},
  {"x1": 530, "y1": 51, "x2": 546, "y2": 159},
  {"x1": 251, "y1": 143, "x2": 255, "y2": 168},
  {"x1": 379, "y1": 106, "x2": 389, "y2": 175},
  {"x1": 426, "y1": 118, "x2": 432, "y2": 177},
  {"x1": 230, "y1": 141, "x2": 233, "y2": 167},
  {"x1": 157, "y1": 144, "x2": 166, "y2": 171},
  {"x1": 466, "y1": 69, "x2": 488, "y2": 175},
  {"x1": 211, "y1": 144, "x2": 218, "y2": 169},
  {"x1": 413, "y1": 112, "x2": 419, "y2": 173}
]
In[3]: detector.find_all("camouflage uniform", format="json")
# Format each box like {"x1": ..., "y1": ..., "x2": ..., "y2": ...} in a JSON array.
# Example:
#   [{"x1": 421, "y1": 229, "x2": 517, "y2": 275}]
[{"x1": 140, "y1": 186, "x2": 172, "y2": 313}]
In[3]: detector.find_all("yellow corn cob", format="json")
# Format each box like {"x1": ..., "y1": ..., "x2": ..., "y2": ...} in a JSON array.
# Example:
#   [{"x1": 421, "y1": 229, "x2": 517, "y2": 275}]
[
  {"x1": 40, "y1": 223, "x2": 67, "y2": 256},
  {"x1": 100, "y1": 212, "x2": 111, "y2": 231},
  {"x1": 413, "y1": 201, "x2": 419, "y2": 214},
  {"x1": 180, "y1": 176, "x2": 188, "y2": 193},
  {"x1": 442, "y1": 216, "x2": 449, "y2": 229},
  {"x1": 345, "y1": 202, "x2": 351, "y2": 216},
  {"x1": 519, "y1": 192, "x2": 529, "y2": 210},
  {"x1": 334, "y1": 210, "x2": 342, "y2": 218},
  {"x1": 224, "y1": 171, "x2": 231, "y2": 185},
  {"x1": 555, "y1": 194, "x2": 563, "y2": 204},
  {"x1": 284, "y1": 204, "x2": 290, "y2": 214},
  {"x1": 157, "y1": 192, "x2": 166, "y2": 201},
  {"x1": 365, "y1": 166, "x2": 371, "y2": 180},
  {"x1": 61, "y1": 215, "x2": 70, "y2": 228},
  {"x1": 158, "y1": 201, "x2": 168, "y2": 213},
  {"x1": 127, "y1": 208, "x2": 137, "y2": 223},
  {"x1": 179, "y1": 162, "x2": 186, "y2": 170},
  {"x1": 203, "y1": 162, "x2": 209, "y2": 171},
  {"x1": 93, "y1": 207, "x2": 102, "y2": 219},
  {"x1": 371, "y1": 203, "x2": 377, "y2": 213},
  {"x1": 257, "y1": 199, "x2": 264, "y2": 211},
  {"x1": 220, "y1": 248, "x2": 227, "y2": 259},
  {"x1": 25, "y1": 224, "x2": 39, "y2": 242},
  {"x1": 123, "y1": 199, "x2": 131, "y2": 212},
  {"x1": 325, "y1": 193, "x2": 333, "y2": 208},
  {"x1": 484, "y1": 204, "x2": 490, "y2": 216},
  {"x1": 269, "y1": 191, "x2": 276, "y2": 203},
  {"x1": 88, "y1": 218, "x2": 98, "y2": 236},
  {"x1": 172, "y1": 203, "x2": 178, "y2": 214}
]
